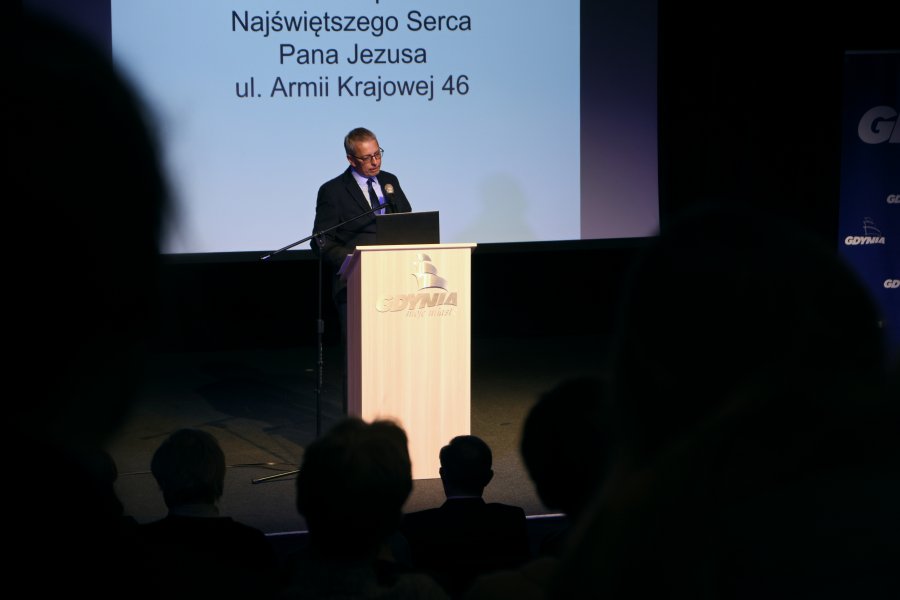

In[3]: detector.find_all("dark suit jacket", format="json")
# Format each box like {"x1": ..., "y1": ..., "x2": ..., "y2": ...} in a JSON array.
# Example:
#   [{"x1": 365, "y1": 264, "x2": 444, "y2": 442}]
[
  {"x1": 399, "y1": 498, "x2": 531, "y2": 597},
  {"x1": 137, "y1": 515, "x2": 277, "y2": 598},
  {"x1": 311, "y1": 167, "x2": 412, "y2": 300}
]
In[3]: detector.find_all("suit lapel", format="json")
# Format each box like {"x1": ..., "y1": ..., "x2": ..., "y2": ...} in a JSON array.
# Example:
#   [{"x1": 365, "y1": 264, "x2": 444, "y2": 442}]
[{"x1": 343, "y1": 168, "x2": 370, "y2": 212}]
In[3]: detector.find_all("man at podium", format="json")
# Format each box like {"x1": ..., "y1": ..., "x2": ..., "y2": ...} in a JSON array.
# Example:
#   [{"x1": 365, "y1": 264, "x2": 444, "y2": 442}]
[{"x1": 311, "y1": 127, "x2": 413, "y2": 412}]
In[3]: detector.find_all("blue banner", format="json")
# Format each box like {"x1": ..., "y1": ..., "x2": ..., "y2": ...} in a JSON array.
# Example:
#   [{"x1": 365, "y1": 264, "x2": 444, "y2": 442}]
[{"x1": 838, "y1": 51, "x2": 900, "y2": 364}]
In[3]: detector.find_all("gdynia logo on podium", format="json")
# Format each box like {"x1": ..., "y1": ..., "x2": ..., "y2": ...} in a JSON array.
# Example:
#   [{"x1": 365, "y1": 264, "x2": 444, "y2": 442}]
[{"x1": 376, "y1": 253, "x2": 458, "y2": 316}]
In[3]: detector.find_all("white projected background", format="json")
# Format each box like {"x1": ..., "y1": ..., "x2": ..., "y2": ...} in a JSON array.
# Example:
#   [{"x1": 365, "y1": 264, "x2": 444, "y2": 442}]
[{"x1": 112, "y1": 1, "x2": 580, "y2": 254}]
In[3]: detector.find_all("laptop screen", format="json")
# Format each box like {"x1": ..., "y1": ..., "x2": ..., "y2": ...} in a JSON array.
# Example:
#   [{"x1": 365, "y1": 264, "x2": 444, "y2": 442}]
[{"x1": 375, "y1": 211, "x2": 440, "y2": 245}]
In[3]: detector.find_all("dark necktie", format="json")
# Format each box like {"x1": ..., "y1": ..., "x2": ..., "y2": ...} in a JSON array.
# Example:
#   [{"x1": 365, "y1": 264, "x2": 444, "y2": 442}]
[{"x1": 367, "y1": 177, "x2": 380, "y2": 212}]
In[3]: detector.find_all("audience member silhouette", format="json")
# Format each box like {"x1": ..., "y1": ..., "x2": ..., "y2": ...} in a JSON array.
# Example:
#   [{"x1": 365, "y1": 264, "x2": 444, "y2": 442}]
[
  {"x1": 279, "y1": 417, "x2": 450, "y2": 599},
  {"x1": 519, "y1": 376, "x2": 616, "y2": 557},
  {"x1": 13, "y1": 10, "x2": 168, "y2": 599},
  {"x1": 462, "y1": 376, "x2": 617, "y2": 600},
  {"x1": 549, "y1": 203, "x2": 900, "y2": 599},
  {"x1": 399, "y1": 435, "x2": 531, "y2": 598},
  {"x1": 87, "y1": 447, "x2": 141, "y2": 531},
  {"x1": 139, "y1": 428, "x2": 277, "y2": 599}
]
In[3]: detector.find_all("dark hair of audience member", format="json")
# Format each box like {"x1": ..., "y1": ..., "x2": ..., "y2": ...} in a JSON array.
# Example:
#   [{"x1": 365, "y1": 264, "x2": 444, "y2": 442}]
[
  {"x1": 520, "y1": 376, "x2": 615, "y2": 553},
  {"x1": 15, "y1": 11, "x2": 170, "y2": 456},
  {"x1": 150, "y1": 428, "x2": 226, "y2": 509},
  {"x1": 439, "y1": 435, "x2": 494, "y2": 494},
  {"x1": 13, "y1": 11, "x2": 169, "y2": 599},
  {"x1": 549, "y1": 203, "x2": 898, "y2": 598},
  {"x1": 295, "y1": 417, "x2": 414, "y2": 560},
  {"x1": 610, "y1": 203, "x2": 887, "y2": 468},
  {"x1": 521, "y1": 376, "x2": 615, "y2": 520}
]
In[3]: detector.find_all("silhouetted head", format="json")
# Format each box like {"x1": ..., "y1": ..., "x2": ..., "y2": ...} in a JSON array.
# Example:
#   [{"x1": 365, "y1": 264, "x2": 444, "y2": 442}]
[
  {"x1": 550, "y1": 203, "x2": 898, "y2": 600},
  {"x1": 439, "y1": 435, "x2": 494, "y2": 496},
  {"x1": 296, "y1": 417, "x2": 412, "y2": 559},
  {"x1": 15, "y1": 12, "x2": 169, "y2": 454},
  {"x1": 521, "y1": 376, "x2": 615, "y2": 519},
  {"x1": 151, "y1": 429, "x2": 226, "y2": 509},
  {"x1": 610, "y1": 203, "x2": 886, "y2": 465}
]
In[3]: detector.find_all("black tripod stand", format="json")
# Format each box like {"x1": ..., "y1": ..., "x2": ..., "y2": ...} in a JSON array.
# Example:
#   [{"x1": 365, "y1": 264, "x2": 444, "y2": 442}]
[{"x1": 250, "y1": 200, "x2": 392, "y2": 484}]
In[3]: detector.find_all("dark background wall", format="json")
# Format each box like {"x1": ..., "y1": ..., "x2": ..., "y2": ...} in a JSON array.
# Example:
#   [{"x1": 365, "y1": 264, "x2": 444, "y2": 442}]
[{"x1": 152, "y1": 2, "x2": 896, "y2": 353}]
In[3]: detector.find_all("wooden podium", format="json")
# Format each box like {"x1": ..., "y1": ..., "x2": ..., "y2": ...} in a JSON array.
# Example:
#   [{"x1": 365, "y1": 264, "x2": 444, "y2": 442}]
[{"x1": 340, "y1": 242, "x2": 477, "y2": 479}]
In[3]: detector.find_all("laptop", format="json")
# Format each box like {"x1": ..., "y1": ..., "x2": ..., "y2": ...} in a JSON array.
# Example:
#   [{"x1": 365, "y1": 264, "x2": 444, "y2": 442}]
[{"x1": 375, "y1": 210, "x2": 440, "y2": 245}]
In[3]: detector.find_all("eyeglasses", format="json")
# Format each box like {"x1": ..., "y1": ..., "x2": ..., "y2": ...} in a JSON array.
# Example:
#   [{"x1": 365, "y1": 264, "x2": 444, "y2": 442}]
[{"x1": 350, "y1": 148, "x2": 384, "y2": 162}]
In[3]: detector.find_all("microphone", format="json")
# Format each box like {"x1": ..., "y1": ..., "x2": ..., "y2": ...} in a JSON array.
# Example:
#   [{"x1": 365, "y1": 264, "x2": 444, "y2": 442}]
[{"x1": 383, "y1": 183, "x2": 398, "y2": 212}]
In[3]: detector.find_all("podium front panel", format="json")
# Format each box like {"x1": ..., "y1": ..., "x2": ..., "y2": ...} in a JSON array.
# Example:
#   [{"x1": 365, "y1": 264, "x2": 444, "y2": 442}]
[{"x1": 346, "y1": 243, "x2": 475, "y2": 479}]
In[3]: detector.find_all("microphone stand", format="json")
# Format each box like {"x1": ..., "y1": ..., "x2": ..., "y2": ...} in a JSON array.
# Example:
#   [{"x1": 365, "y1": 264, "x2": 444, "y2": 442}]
[{"x1": 252, "y1": 200, "x2": 392, "y2": 484}]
